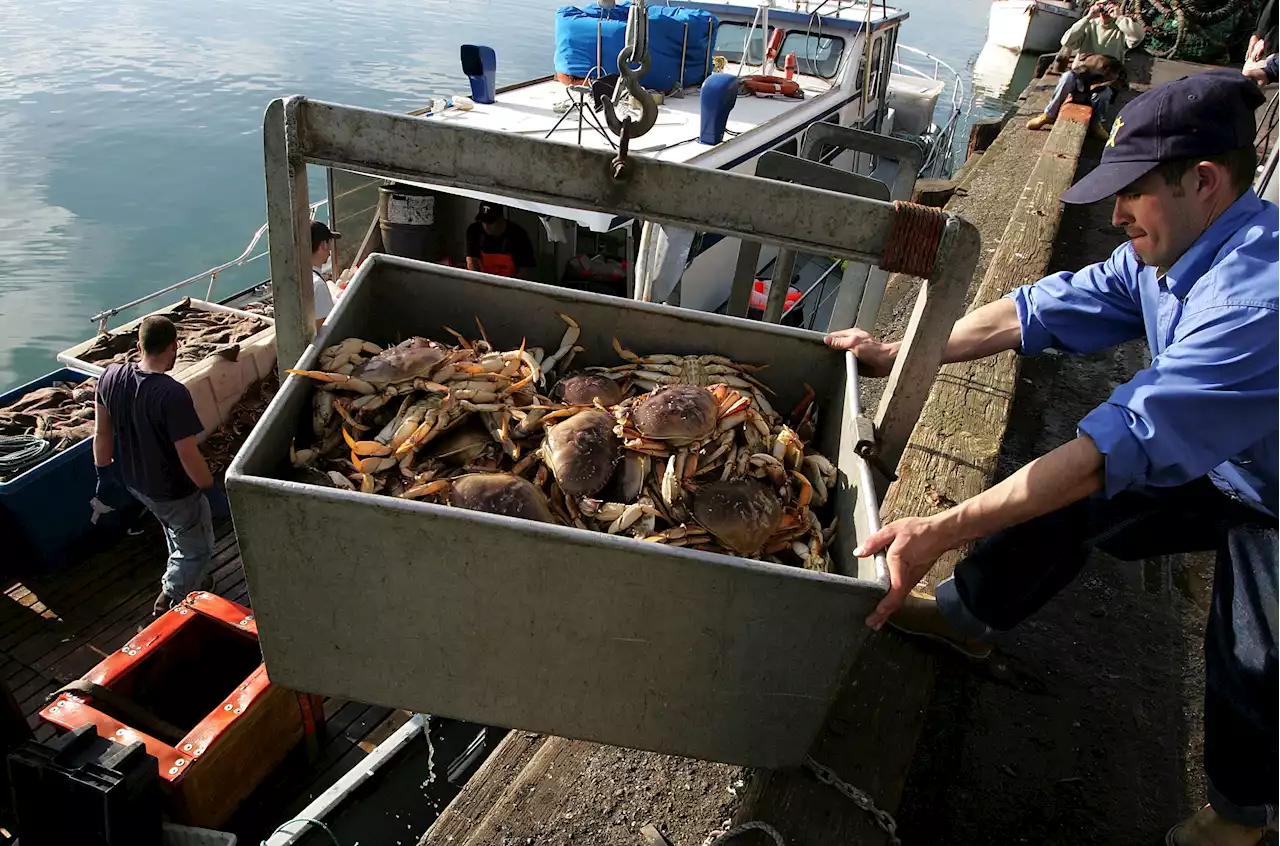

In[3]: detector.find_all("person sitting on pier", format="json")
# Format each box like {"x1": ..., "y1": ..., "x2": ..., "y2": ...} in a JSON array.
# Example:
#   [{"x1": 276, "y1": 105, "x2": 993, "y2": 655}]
[
  {"x1": 828, "y1": 69, "x2": 1276, "y2": 846},
  {"x1": 93, "y1": 315, "x2": 217, "y2": 617},
  {"x1": 1028, "y1": 1, "x2": 1145, "y2": 140}
]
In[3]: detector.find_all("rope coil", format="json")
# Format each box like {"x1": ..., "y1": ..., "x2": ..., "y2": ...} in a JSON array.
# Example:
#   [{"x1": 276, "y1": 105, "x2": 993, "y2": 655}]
[
  {"x1": 881, "y1": 200, "x2": 947, "y2": 278},
  {"x1": 0, "y1": 435, "x2": 53, "y2": 480}
]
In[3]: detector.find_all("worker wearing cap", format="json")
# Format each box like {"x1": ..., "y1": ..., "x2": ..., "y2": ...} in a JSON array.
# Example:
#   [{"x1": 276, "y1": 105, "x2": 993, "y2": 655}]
[
  {"x1": 465, "y1": 203, "x2": 536, "y2": 279},
  {"x1": 311, "y1": 220, "x2": 340, "y2": 331},
  {"x1": 827, "y1": 70, "x2": 1277, "y2": 843}
]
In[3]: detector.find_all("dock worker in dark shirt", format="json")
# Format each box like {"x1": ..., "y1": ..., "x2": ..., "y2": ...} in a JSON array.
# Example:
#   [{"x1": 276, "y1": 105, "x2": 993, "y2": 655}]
[
  {"x1": 93, "y1": 315, "x2": 217, "y2": 617},
  {"x1": 465, "y1": 202, "x2": 537, "y2": 279},
  {"x1": 828, "y1": 70, "x2": 1277, "y2": 844}
]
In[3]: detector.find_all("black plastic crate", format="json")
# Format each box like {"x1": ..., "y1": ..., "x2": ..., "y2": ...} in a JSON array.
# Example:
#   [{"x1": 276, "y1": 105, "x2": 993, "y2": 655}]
[{"x1": 8, "y1": 724, "x2": 161, "y2": 846}]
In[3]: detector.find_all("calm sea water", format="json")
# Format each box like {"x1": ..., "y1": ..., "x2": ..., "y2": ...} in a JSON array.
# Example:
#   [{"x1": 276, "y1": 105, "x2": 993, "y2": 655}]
[{"x1": 0, "y1": 0, "x2": 1036, "y2": 391}]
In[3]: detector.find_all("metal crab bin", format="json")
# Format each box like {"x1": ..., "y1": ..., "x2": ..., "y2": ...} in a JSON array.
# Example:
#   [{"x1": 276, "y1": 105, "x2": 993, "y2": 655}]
[{"x1": 229, "y1": 97, "x2": 980, "y2": 768}]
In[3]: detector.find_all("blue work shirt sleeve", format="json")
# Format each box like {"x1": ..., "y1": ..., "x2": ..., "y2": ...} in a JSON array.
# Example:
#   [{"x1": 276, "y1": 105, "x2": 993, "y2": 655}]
[
  {"x1": 1078, "y1": 299, "x2": 1279, "y2": 498},
  {"x1": 1008, "y1": 244, "x2": 1146, "y2": 356}
]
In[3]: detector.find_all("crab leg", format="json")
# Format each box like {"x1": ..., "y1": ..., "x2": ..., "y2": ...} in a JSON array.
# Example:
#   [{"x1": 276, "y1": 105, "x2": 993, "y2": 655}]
[
  {"x1": 290, "y1": 440, "x2": 316, "y2": 468},
  {"x1": 399, "y1": 478, "x2": 449, "y2": 499},
  {"x1": 441, "y1": 326, "x2": 472, "y2": 350},
  {"x1": 326, "y1": 471, "x2": 356, "y2": 490},
  {"x1": 790, "y1": 470, "x2": 814, "y2": 508},
  {"x1": 540, "y1": 313, "x2": 580, "y2": 379},
  {"x1": 286, "y1": 369, "x2": 377, "y2": 394},
  {"x1": 607, "y1": 502, "x2": 658, "y2": 534}
]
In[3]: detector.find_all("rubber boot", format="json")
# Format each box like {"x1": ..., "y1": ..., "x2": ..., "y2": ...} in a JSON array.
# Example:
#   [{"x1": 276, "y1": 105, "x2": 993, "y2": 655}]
[
  {"x1": 1027, "y1": 113, "x2": 1055, "y2": 131},
  {"x1": 887, "y1": 592, "x2": 993, "y2": 660},
  {"x1": 1165, "y1": 805, "x2": 1264, "y2": 846}
]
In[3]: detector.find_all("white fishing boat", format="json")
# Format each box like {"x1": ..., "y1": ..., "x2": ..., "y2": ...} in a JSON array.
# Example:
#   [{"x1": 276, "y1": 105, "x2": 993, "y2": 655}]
[
  {"x1": 317, "y1": 0, "x2": 966, "y2": 334},
  {"x1": 986, "y1": 0, "x2": 1082, "y2": 54}
]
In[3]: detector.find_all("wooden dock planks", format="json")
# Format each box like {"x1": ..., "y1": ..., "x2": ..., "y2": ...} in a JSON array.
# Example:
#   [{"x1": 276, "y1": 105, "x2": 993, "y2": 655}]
[{"x1": 1, "y1": 520, "x2": 393, "y2": 843}]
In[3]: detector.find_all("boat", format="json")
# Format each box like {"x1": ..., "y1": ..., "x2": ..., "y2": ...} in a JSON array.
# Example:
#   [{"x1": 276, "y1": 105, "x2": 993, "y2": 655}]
[
  {"x1": 971, "y1": 38, "x2": 1043, "y2": 103},
  {"x1": 986, "y1": 0, "x2": 1082, "y2": 54},
  {"x1": 316, "y1": 0, "x2": 966, "y2": 334}
]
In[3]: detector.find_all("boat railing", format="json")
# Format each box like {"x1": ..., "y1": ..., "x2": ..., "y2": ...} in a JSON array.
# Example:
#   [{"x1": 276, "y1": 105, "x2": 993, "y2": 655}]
[
  {"x1": 1255, "y1": 90, "x2": 1279, "y2": 203},
  {"x1": 893, "y1": 43, "x2": 968, "y2": 178},
  {"x1": 87, "y1": 200, "x2": 327, "y2": 333}
]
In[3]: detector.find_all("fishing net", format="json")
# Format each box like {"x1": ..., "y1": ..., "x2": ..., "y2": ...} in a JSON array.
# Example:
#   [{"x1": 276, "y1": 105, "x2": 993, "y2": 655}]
[{"x1": 1123, "y1": 0, "x2": 1266, "y2": 65}]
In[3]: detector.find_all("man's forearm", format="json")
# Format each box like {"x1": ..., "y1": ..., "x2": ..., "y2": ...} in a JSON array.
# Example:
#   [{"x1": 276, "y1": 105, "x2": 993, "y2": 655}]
[
  {"x1": 940, "y1": 298, "x2": 1024, "y2": 364},
  {"x1": 175, "y1": 437, "x2": 215, "y2": 491},
  {"x1": 93, "y1": 406, "x2": 113, "y2": 467},
  {"x1": 934, "y1": 435, "x2": 1105, "y2": 546},
  {"x1": 184, "y1": 454, "x2": 215, "y2": 491}
]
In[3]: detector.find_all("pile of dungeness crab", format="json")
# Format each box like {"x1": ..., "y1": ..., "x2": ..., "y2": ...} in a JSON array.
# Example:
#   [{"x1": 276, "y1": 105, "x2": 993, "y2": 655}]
[{"x1": 286, "y1": 314, "x2": 840, "y2": 571}]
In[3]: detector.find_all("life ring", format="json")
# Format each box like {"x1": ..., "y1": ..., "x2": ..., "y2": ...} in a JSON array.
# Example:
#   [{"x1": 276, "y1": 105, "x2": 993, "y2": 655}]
[
  {"x1": 750, "y1": 279, "x2": 802, "y2": 312},
  {"x1": 743, "y1": 75, "x2": 801, "y2": 97}
]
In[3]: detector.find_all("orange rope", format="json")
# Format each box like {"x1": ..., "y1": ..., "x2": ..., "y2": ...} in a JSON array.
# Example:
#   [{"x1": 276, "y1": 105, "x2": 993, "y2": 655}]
[{"x1": 881, "y1": 201, "x2": 947, "y2": 278}]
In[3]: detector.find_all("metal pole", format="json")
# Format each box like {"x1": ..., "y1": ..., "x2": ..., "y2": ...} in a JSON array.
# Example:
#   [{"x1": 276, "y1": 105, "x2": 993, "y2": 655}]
[
  {"x1": 299, "y1": 100, "x2": 898, "y2": 263},
  {"x1": 728, "y1": 240, "x2": 762, "y2": 316},
  {"x1": 625, "y1": 223, "x2": 636, "y2": 299},
  {"x1": 264, "y1": 97, "x2": 315, "y2": 378},
  {"x1": 762, "y1": 248, "x2": 795, "y2": 323},
  {"x1": 678, "y1": 24, "x2": 688, "y2": 91},
  {"x1": 326, "y1": 166, "x2": 342, "y2": 279}
]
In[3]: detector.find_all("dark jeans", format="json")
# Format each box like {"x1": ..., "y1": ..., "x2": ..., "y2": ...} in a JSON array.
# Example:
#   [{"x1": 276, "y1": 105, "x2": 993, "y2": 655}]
[{"x1": 935, "y1": 479, "x2": 1278, "y2": 828}]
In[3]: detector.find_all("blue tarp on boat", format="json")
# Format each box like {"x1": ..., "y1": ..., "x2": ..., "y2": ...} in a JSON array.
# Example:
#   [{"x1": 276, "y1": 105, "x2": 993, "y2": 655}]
[{"x1": 554, "y1": 4, "x2": 719, "y2": 91}]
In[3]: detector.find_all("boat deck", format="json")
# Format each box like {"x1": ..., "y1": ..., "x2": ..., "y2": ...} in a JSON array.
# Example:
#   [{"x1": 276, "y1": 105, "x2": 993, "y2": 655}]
[
  {"x1": 1, "y1": 519, "x2": 402, "y2": 842},
  {"x1": 439, "y1": 68, "x2": 836, "y2": 165}
]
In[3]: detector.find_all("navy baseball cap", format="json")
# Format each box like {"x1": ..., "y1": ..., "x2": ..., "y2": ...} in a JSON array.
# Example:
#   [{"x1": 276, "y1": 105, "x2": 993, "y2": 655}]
[{"x1": 1061, "y1": 68, "x2": 1266, "y2": 205}]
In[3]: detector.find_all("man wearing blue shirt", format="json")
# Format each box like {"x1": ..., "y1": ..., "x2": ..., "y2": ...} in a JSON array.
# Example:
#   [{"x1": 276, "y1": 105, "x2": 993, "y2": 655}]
[{"x1": 828, "y1": 69, "x2": 1276, "y2": 844}]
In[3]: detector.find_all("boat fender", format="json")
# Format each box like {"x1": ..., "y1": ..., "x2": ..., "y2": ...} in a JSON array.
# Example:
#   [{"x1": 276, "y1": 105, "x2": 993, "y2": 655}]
[
  {"x1": 699, "y1": 73, "x2": 740, "y2": 144},
  {"x1": 742, "y1": 75, "x2": 801, "y2": 97}
]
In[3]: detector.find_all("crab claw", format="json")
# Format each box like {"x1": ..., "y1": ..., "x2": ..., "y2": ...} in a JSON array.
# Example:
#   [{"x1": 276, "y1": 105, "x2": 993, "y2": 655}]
[
  {"x1": 612, "y1": 336, "x2": 642, "y2": 364},
  {"x1": 343, "y1": 426, "x2": 392, "y2": 456},
  {"x1": 540, "y1": 313, "x2": 581, "y2": 379}
]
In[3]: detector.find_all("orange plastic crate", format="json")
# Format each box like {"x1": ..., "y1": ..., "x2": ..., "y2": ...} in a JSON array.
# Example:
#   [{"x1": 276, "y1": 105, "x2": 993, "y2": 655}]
[{"x1": 40, "y1": 592, "x2": 323, "y2": 828}]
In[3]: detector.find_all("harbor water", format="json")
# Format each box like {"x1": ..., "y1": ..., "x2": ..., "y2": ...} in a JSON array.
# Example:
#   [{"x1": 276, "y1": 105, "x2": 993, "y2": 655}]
[{"x1": 0, "y1": 0, "x2": 1039, "y2": 391}]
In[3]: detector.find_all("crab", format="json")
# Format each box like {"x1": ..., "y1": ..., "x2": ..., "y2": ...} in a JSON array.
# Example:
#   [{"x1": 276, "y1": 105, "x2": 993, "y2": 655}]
[
  {"x1": 609, "y1": 338, "x2": 778, "y2": 419},
  {"x1": 534, "y1": 408, "x2": 620, "y2": 499},
  {"x1": 551, "y1": 372, "x2": 626, "y2": 407},
  {"x1": 287, "y1": 337, "x2": 458, "y2": 410},
  {"x1": 613, "y1": 383, "x2": 762, "y2": 516},
  {"x1": 414, "y1": 472, "x2": 556, "y2": 524}
]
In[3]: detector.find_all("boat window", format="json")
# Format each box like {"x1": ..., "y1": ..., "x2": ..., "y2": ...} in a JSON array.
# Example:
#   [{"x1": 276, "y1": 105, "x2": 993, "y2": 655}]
[
  {"x1": 778, "y1": 32, "x2": 845, "y2": 79},
  {"x1": 714, "y1": 22, "x2": 772, "y2": 66},
  {"x1": 855, "y1": 34, "x2": 884, "y2": 96}
]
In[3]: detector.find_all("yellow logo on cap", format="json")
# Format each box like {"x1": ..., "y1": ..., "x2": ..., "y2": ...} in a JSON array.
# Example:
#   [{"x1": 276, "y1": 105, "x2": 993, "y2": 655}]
[{"x1": 1106, "y1": 116, "x2": 1124, "y2": 147}]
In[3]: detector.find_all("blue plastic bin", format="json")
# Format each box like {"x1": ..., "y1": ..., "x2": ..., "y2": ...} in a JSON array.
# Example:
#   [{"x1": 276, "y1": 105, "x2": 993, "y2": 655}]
[{"x1": 0, "y1": 368, "x2": 101, "y2": 574}]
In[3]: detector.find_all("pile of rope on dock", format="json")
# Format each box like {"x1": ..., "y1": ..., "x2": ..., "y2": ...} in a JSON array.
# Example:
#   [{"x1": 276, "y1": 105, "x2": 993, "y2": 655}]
[
  {"x1": 79, "y1": 297, "x2": 271, "y2": 371},
  {"x1": 0, "y1": 377, "x2": 98, "y2": 482},
  {"x1": 1127, "y1": 0, "x2": 1265, "y2": 64}
]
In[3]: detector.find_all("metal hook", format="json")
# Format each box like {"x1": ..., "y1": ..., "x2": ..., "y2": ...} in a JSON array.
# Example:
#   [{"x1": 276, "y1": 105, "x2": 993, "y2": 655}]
[
  {"x1": 611, "y1": 117, "x2": 634, "y2": 180},
  {"x1": 599, "y1": 0, "x2": 658, "y2": 139}
]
